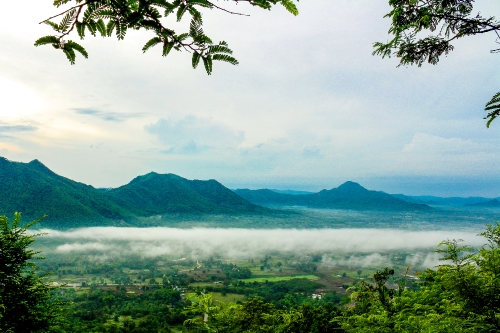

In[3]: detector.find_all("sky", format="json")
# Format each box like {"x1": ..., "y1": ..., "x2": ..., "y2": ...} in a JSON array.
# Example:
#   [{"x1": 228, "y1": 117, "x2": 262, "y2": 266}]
[{"x1": 0, "y1": 1, "x2": 499, "y2": 196}]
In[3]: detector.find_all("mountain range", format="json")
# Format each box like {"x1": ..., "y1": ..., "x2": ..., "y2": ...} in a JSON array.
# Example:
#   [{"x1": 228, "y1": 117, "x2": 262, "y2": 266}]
[
  {"x1": 0, "y1": 157, "x2": 264, "y2": 228},
  {"x1": 5, "y1": 157, "x2": 498, "y2": 229},
  {"x1": 234, "y1": 182, "x2": 430, "y2": 211}
]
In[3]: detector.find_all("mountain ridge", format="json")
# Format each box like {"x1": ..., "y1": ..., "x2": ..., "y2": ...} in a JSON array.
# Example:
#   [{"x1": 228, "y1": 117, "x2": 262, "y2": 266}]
[
  {"x1": 234, "y1": 182, "x2": 430, "y2": 211},
  {"x1": 0, "y1": 158, "x2": 266, "y2": 228}
]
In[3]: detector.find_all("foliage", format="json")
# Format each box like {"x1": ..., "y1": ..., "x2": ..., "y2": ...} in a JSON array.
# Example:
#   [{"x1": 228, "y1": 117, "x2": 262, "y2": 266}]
[
  {"x1": 0, "y1": 213, "x2": 63, "y2": 332},
  {"x1": 342, "y1": 223, "x2": 500, "y2": 332},
  {"x1": 184, "y1": 295, "x2": 343, "y2": 333},
  {"x1": 36, "y1": 0, "x2": 299, "y2": 73},
  {"x1": 374, "y1": 0, "x2": 499, "y2": 126}
]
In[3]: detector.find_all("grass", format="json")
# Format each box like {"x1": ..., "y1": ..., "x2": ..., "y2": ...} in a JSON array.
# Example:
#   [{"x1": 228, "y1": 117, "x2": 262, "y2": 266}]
[
  {"x1": 211, "y1": 292, "x2": 246, "y2": 304},
  {"x1": 239, "y1": 274, "x2": 319, "y2": 283}
]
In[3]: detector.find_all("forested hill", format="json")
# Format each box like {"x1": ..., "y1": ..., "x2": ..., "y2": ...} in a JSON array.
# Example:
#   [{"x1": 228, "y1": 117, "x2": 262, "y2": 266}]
[
  {"x1": 105, "y1": 172, "x2": 264, "y2": 215},
  {"x1": 234, "y1": 181, "x2": 430, "y2": 211},
  {"x1": 0, "y1": 158, "x2": 265, "y2": 228}
]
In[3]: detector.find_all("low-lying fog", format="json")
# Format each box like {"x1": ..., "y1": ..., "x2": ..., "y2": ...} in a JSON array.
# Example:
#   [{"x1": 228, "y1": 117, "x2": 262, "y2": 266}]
[{"x1": 34, "y1": 228, "x2": 486, "y2": 269}]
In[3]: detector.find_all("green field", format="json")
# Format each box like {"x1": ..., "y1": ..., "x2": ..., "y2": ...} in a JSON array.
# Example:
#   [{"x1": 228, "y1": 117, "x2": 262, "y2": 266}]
[{"x1": 239, "y1": 274, "x2": 319, "y2": 283}]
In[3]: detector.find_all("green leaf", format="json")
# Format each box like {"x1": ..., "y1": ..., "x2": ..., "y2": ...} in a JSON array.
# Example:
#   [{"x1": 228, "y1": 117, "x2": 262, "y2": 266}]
[
  {"x1": 96, "y1": 19, "x2": 107, "y2": 37},
  {"x1": 34, "y1": 35, "x2": 59, "y2": 47},
  {"x1": 43, "y1": 20, "x2": 60, "y2": 32},
  {"x1": 485, "y1": 91, "x2": 500, "y2": 128},
  {"x1": 76, "y1": 21, "x2": 85, "y2": 38},
  {"x1": 192, "y1": 51, "x2": 201, "y2": 68},
  {"x1": 202, "y1": 55, "x2": 212, "y2": 74},
  {"x1": 106, "y1": 20, "x2": 116, "y2": 37},
  {"x1": 116, "y1": 21, "x2": 127, "y2": 40},
  {"x1": 143, "y1": 37, "x2": 163, "y2": 52},
  {"x1": 162, "y1": 41, "x2": 174, "y2": 56},
  {"x1": 63, "y1": 44, "x2": 77, "y2": 64},
  {"x1": 59, "y1": 9, "x2": 76, "y2": 33},
  {"x1": 66, "y1": 40, "x2": 88, "y2": 59},
  {"x1": 212, "y1": 54, "x2": 238, "y2": 65},
  {"x1": 280, "y1": 0, "x2": 299, "y2": 16},
  {"x1": 176, "y1": 4, "x2": 188, "y2": 22},
  {"x1": 187, "y1": 0, "x2": 212, "y2": 8},
  {"x1": 208, "y1": 44, "x2": 232, "y2": 54}
]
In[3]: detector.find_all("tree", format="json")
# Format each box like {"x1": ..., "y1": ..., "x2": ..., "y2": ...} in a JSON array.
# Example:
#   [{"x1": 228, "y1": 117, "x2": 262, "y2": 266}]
[
  {"x1": 374, "y1": 0, "x2": 500, "y2": 126},
  {"x1": 0, "y1": 213, "x2": 63, "y2": 332},
  {"x1": 343, "y1": 223, "x2": 500, "y2": 332},
  {"x1": 35, "y1": 0, "x2": 299, "y2": 74}
]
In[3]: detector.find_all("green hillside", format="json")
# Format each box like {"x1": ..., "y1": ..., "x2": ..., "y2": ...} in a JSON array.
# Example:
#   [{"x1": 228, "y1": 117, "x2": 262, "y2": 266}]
[
  {"x1": 0, "y1": 158, "x2": 266, "y2": 228},
  {"x1": 105, "y1": 172, "x2": 265, "y2": 215},
  {"x1": 0, "y1": 157, "x2": 133, "y2": 228}
]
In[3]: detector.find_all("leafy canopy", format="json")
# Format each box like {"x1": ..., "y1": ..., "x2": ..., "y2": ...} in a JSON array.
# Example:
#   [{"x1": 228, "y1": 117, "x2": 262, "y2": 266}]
[
  {"x1": 35, "y1": 0, "x2": 299, "y2": 74},
  {"x1": 373, "y1": 0, "x2": 500, "y2": 127},
  {"x1": 0, "y1": 213, "x2": 63, "y2": 332}
]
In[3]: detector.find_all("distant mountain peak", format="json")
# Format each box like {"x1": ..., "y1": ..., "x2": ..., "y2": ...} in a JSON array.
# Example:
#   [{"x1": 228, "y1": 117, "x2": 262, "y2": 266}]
[
  {"x1": 336, "y1": 181, "x2": 366, "y2": 192},
  {"x1": 27, "y1": 159, "x2": 55, "y2": 175}
]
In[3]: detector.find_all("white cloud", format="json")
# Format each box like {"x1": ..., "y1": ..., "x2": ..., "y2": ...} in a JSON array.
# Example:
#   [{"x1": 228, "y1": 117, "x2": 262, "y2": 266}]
[
  {"x1": 40, "y1": 227, "x2": 484, "y2": 260},
  {"x1": 146, "y1": 115, "x2": 244, "y2": 154},
  {"x1": 402, "y1": 133, "x2": 478, "y2": 154}
]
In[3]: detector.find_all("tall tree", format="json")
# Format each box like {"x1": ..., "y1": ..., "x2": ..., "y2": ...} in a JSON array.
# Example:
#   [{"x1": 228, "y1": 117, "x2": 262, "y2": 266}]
[
  {"x1": 35, "y1": 0, "x2": 299, "y2": 74},
  {"x1": 0, "y1": 213, "x2": 63, "y2": 332},
  {"x1": 373, "y1": 0, "x2": 500, "y2": 126}
]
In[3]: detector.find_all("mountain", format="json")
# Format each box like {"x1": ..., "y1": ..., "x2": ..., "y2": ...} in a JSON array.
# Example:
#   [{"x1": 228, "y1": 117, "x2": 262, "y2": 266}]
[
  {"x1": 0, "y1": 158, "x2": 266, "y2": 228},
  {"x1": 466, "y1": 199, "x2": 500, "y2": 208},
  {"x1": 0, "y1": 157, "x2": 133, "y2": 227},
  {"x1": 234, "y1": 181, "x2": 430, "y2": 211},
  {"x1": 106, "y1": 172, "x2": 264, "y2": 215},
  {"x1": 392, "y1": 194, "x2": 495, "y2": 206}
]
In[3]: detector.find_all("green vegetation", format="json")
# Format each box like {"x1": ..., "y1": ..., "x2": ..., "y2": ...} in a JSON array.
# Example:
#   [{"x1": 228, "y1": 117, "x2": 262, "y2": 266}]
[
  {"x1": 0, "y1": 213, "x2": 63, "y2": 332},
  {"x1": 36, "y1": 0, "x2": 298, "y2": 73},
  {"x1": 239, "y1": 274, "x2": 319, "y2": 283}
]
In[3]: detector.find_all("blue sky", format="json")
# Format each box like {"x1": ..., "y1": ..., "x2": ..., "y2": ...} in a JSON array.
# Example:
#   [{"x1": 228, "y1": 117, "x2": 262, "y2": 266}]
[{"x1": 0, "y1": 0, "x2": 499, "y2": 196}]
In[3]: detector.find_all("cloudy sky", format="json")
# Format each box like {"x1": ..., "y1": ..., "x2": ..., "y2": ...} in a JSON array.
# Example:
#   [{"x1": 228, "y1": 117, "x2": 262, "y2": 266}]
[{"x1": 0, "y1": 1, "x2": 499, "y2": 196}]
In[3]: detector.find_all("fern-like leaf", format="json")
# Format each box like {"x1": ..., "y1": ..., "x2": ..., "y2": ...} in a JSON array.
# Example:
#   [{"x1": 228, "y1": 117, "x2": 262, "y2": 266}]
[
  {"x1": 176, "y1": 4, "x2": 188, "y2": 22},
  {"x1": 485, "y1": 91, "x2": 500, "y2": 128},
  {"x1": 106, "y1": 20, "x2": 116, "y2": 37},
  {"x1": 53, "y1": 0, "x2": 72, "y2": 8},
  {"x1": 66, "y1": 40, "x2": 88, "y2": 59},
  {"x1": 209, "y1": 44, "x2": 232, "y2": 54},
  {"x1": 43, "y1": 20, "x2": 60, "y2": 32},
  {"x1": 187, "y1": 0, "x2": 212, "y2": 8},
  {"x1": 212, "y1": 54, "x2": 238, "y2": 65},
  {"x1": 63, "y1": 44, "x2": 77, "y2": 64},
  {"x1": 143, "y1": 37, "x2": 162, "y2": 52},
  {"x1": 192, "y1": 51, "x2": 201, "y2": 68},
  {"x1": 162, "y1": 41, "x2": 174, "y2": 56},
  {"x1": 202, "y1": 55, "x2": 212, "y2": 74},
  {"x1": 59, "y1": 9, "x2": 76, "y2": 33},
  {"x1": 76, "y1": 21, "x2": 85, "y2": 38},
  {"x1": 96, "y1": 19, "x2": 107, "y2": 37},
  {"x1": 280, "y1": 0, "x2": 299, "y2": 16},
  {"x1": 116, "y1": 21, "x2": 127, "y2": 40},
  {"x1": 188, "y1": 6, "x2": 203, "y2": 23},
  {"x1": 34, "y1": 35, "x2": 59, "y2": 47}
]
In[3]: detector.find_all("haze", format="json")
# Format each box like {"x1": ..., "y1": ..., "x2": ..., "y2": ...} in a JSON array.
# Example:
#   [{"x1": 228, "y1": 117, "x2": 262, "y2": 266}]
[{"x1": 38, "y1": 227, "x2": 485, "y2": 264}]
